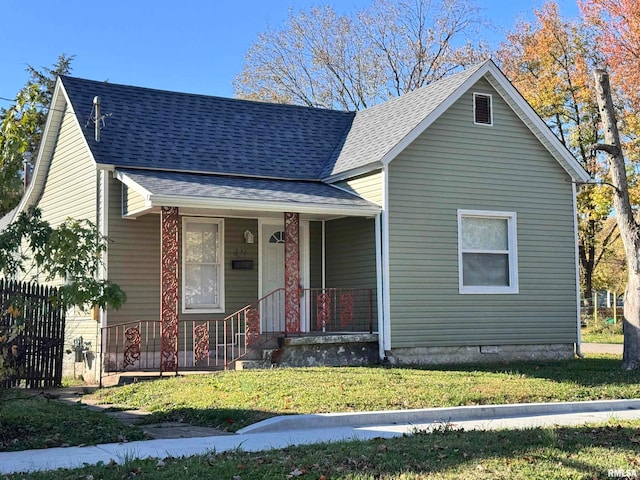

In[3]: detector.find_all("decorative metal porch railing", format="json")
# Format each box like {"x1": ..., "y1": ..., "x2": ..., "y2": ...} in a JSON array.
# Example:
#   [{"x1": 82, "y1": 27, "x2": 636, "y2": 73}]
[
  {"x1": 100, "y1": 287, "x2": 374, "y2": 380},
  {"x1": 302, "y1": 288, "x2": 374, "y2": 334},
  {"x1": 100, "y1": 288, "x2": 286, "y2": 379}
]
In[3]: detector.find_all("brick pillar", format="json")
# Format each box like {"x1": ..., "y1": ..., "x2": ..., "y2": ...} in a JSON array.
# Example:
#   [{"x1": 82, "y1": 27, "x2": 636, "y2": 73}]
[
  {"x1": 160, "y1": 206, "x2": 179, "y2": 373},
  {"x1": 284, "y1": 212, "x2": 300, "y2": 334}
]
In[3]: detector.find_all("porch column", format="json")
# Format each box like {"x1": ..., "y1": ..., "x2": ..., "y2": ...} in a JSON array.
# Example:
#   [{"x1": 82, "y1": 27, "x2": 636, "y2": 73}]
[
  {"x1": 284, "y1": 212, "x2": 301, "y2": 334},
  {"x1": 160, "y1": 206, "x2": 179, "y2": 374}
]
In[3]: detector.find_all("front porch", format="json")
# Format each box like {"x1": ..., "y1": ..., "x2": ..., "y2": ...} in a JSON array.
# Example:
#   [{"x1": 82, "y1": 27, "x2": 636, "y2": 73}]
[
  {"x1": 102, "y1": 167, "x2": 384, "y2": 383},
  {"x1": 100, "y1": 287, "x2": 378, "y2": 384}
]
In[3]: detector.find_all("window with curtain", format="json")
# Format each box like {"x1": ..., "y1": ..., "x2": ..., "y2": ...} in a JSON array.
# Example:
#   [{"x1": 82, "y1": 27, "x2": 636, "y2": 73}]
[
  {"x1": 182, "y1": 217, "x2": 224, "y2": 312},
  {"x1": 458, "y1": 210, "x2": 518, "y2": 294}
]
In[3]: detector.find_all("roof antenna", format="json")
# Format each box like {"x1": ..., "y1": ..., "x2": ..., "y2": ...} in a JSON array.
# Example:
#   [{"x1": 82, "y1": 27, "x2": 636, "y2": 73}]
[{"x1": 93, "y1": 96, "x2": 101, "y2": 142}]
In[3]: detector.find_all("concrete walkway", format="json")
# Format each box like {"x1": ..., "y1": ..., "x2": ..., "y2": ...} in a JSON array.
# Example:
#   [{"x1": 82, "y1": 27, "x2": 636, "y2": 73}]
[
  {"x1": 2, "y1": 399, "x2": 640, "y2": 475},
  {"x1": 581, "y1": 342, "x2": 623, "y2": 355}
]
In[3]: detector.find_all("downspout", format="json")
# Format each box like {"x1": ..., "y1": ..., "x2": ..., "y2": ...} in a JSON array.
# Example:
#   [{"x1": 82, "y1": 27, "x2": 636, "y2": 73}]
[
  {"x1": 375, "y1": 212, "x2": 384, "y2": 361},
  {"x1": 382, "y1": 166, "x2": 391, "y2": 354},
  {"x1": 572, "y1": 182, "x2": 583, "y2": 358},
  {"x1": 96, "y1": 168, "x2": 101, "y2": 386},
  {"x1": 322, "y1": 220, "x2": 326, "y2": 290},
  {"x1": 98, "y1": 170, "x2": 110, "y2": 386}
]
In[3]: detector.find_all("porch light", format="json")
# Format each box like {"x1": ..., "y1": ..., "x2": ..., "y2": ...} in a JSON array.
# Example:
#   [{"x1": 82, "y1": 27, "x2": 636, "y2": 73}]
[{"x1": 243, "y1": 230, "x2": 255, "y2": 244}]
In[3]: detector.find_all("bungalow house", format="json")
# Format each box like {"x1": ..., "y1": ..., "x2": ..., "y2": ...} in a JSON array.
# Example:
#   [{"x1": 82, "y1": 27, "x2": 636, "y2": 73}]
[{"x1": 4, "y1": 60, "x2": 591, "y2": 383}]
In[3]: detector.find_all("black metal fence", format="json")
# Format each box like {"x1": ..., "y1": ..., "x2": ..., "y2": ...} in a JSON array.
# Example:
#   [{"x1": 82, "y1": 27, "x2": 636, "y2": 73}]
[{"x1": 0, "y1": 279, "x2": 66, "y2": 388}]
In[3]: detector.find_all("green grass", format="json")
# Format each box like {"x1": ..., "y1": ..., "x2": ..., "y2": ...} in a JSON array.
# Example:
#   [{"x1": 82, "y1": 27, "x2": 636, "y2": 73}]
[
  {"x1": 4, "y1": 355, "x2": 639, "y2": 458},
  {"x1": 10, "y1": 419, "x2": 640, "y2": 479},
  {"x1": 87, "y1": 355, "x2": 639, "y2": 432},
  {"x1": 581, "y1": 318, "x2": 624, "y2": 344},
  {"x1": 0, "y1": 390, "x2": 148, "y2": 452},
  {"x1": 582, "y1": 332, "x2": 625, "y2": 344}
]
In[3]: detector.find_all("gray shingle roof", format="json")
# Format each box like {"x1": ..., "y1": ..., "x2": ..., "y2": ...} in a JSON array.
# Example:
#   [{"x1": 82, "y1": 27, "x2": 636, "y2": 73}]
[
  {"x1": 118, "y1": 169, "x2": 380, "y2": 210},
  {"x1": 61, "y1": 76, "x2": 354, "y2": 180},
  {"x1": 60, "y1": 63, "x2": 490, "y2": 183},
  {"x1": 321, "y1": 62, "x2": 488, "y2": 177}
]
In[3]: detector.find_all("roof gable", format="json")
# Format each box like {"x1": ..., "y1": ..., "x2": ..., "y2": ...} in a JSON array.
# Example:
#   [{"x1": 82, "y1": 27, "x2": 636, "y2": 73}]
[
  {"x1": 321, "y1": 62, "x2": 488, "y2": 178},
  {"x1": 323, "y1": 60, "x2": 590, "y2": 183},
  {"x1": 60, "y1": 76, "x2": 355, "y2": 180}
]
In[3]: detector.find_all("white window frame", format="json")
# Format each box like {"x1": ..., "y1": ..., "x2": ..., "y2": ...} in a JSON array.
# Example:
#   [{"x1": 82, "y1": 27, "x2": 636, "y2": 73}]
[
  {"x1": 182, "y1": 217, "x2": 225, "y2": 313},
  {"x1": 457, "y1": 210, "x2": 518, "y2": 294},
  {"x1": 473, "y1": 92, "x2": 493, "y2": 126}
]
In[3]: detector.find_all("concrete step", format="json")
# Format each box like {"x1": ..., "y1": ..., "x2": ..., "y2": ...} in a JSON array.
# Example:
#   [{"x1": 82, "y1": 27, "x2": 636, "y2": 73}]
[{"x1": 235, "y1": 359, "x2": 271, "y2": 370}]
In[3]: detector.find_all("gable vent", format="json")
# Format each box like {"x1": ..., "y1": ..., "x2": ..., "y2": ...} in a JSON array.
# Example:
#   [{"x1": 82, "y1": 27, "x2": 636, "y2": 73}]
[{"x1": 474, "y1": 93, "x2": 492, "y2": 125}]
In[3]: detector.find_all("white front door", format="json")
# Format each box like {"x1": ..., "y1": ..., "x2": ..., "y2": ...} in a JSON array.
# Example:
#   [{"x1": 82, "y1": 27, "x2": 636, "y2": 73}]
[{"x1": 260, "y1": 220, "x2": 309, "y2": 332}]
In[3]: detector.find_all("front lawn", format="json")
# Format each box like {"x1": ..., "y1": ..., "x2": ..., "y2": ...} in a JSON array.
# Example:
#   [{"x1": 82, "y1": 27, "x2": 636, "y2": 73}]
[
  {"x1": 88, "y1": 355, "x2": 637, "y2": 432},
  {"x1": 3, "y1": 355, "x2": 638, "y2": 455},
  {"x1": 0, "y1": 391, "x2": 148, "y2": 452}
]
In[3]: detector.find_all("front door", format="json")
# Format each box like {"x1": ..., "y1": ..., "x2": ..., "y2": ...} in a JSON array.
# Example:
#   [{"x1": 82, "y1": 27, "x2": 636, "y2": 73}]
[{"x1": 260, "y1": 220, "x2": 309, "y2": 332}]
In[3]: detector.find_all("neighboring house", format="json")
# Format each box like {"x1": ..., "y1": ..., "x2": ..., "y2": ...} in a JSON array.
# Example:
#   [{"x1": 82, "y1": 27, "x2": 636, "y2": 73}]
[{"x1": 2, "y1": 59, "x2": 591, "y2": 381}]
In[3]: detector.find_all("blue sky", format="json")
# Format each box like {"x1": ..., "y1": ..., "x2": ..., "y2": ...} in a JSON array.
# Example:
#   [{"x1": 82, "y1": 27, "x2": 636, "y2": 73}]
[{"x1": 0, "y1": 0, "x2": 580, "y2": 105}]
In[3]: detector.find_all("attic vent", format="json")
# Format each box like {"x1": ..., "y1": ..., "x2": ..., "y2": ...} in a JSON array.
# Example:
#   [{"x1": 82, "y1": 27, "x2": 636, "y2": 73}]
[{"x1": 473, "y1": 93, "x2": 492, "y2": 125}]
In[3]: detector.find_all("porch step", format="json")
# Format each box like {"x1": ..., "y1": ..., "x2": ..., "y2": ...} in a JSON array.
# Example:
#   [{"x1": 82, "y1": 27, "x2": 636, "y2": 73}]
[
  {"x1": 234, "y1": 347, "x2": 278, "y2": 370},
  {"x1": 235, "y1": 359, "x2": 271, "y2": 370},
  {"x1": 233, "y1": 333, "x2": 379, "y2": 370}
]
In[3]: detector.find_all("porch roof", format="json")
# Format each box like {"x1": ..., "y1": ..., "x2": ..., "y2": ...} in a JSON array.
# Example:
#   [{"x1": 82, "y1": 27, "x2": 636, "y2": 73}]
[{"x1": 117, "y1": 168, "x2": 382, "y2": 217}]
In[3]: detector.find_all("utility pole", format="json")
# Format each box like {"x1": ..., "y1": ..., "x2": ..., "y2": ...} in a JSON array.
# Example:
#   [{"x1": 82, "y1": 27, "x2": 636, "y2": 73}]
[{"x1": 592, "y1": 69, "x2": 640, "y2": 370}]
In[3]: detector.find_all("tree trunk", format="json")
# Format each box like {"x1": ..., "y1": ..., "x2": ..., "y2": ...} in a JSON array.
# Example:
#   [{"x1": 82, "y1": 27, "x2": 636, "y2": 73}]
[
  {"x1": 593, "y1": 69, "x2": 640, "y2": 370},
  {"x1": 579, "y1": 236, "x2": 595, "y2": 312}
]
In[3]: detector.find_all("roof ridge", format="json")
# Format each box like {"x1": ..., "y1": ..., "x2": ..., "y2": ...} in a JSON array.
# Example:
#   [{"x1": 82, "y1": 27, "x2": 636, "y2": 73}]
[
  {"x1": 60, "y1": 75, "x2": 355, "y2": 180},
  {"x1": 353, "y1": 61, "x2": 490, "y2": 116},
  {"x1": 59, "y1": 75, "x2": 352, "y2": 115}
]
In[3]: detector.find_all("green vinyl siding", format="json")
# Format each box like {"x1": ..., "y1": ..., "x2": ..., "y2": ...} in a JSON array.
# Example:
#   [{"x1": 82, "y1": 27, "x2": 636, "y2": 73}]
[
  {"x1": 335, "y1": 170, "x2": 383, "y2": 205},
  {"x1": 108, "y1": 177, "x2": 259, "y2": 325},
  {"x1": 217, "y1": 217, "x2": 258, "y2": 318},
  {"x1": 309, "y1": 221, "x2": 323, "y2": 288},
  {"x1": 388, "y1": 77, "x2": 578, "y2": 348},
  {"x1": 107, "y1": 177, "x2": 161, "y2": 324},
  {"x1": 325, "y1": 217, "x2": 378, "y2": 324},
  {"x1": 326, "y1": 217, "x2": 377, "y2": 289}
]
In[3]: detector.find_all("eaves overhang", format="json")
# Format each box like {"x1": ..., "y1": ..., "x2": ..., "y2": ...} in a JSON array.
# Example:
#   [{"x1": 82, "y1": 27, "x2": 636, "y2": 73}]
[{"x1": 116, "y1": 169, "x2": 381, "y2": 219}]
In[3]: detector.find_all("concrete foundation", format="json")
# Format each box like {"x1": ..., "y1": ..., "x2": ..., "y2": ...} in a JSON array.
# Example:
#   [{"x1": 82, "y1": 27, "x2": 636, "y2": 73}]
[
  {"x1": 61, "y1": 351, "x2": 98, "y2": 384},
  {"x1": 271, "y1": 334, "x2": 379, "y2": 368},
  {"x1": 387, "y1": 344, "x2": 575, "y2": 366}
]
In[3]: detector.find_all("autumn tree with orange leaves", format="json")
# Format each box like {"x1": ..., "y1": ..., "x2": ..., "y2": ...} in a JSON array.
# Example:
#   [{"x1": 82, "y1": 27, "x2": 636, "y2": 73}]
[
  {"x1": 496, "y1": 2, "x2": 614, "y2": 305},
  {"x1": 581, "y1": 0, "x2": 640, "y2": 167},
  {"x1": 581, "y1": 0, "x2": 640, "y2": 109},
  {"x1": 581, "y1": 0, "x2": 640, "y2": 369}
]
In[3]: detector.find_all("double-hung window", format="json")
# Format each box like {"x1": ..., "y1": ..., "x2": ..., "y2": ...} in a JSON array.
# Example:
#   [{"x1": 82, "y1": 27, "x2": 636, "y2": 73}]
[
  {"x1": 182, "y1": 217, "x2": 224, "y2": 313},
  {"x1": 457, "y1": 210, "x2": 518, "y2": 294}
]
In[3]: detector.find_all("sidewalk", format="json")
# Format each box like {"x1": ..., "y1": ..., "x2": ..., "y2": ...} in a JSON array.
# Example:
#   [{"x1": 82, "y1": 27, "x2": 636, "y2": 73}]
[
  {"x1": 580, "y1": 342, "x2": 623, "y2": 355},
  {"x1": 2, "y1": 399, "x2": 640, "y2": 475}
]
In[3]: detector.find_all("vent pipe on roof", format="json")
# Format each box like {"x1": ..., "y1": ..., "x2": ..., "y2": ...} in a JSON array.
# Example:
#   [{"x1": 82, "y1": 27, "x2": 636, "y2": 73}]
[
  {"x1": 93, "y1": 96, "x2": 100, "y2": 142},
  {"x1": 22, "y1": 151, "x2": 32, "y2": 192}
]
